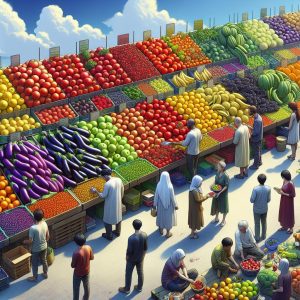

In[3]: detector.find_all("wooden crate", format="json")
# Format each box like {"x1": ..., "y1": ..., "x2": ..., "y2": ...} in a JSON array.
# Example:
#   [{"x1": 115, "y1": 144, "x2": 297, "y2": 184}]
[
  {"x1": 2, "y1": 246, "x2": 31, "y2": 280},
  {"x1": 49, "y1": 211, "x2": 86, "y2": 249},
  {"x1": 151, "y1": 286, "x2": 194, "y2": 300}
]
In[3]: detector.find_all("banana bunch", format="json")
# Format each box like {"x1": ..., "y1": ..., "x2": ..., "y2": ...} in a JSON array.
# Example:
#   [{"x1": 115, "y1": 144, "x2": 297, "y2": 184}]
[
  {"x1": 194, "y1": 68, "x2": 213, "y2": 82},
  {"x1": 172, "y1": 72, "x2": 195, "y2": 87}
]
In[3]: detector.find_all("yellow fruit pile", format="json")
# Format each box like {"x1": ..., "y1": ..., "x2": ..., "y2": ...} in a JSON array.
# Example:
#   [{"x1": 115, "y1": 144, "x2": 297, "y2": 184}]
[
  {"x1": 0, "y1": 115, "x2": 41, "y2": 136},
  {"x1": 166, "y1": 91, "x2": 227, "y2": 134},
  {"x1": 0, "y1": 70, "x2": 26, "y2": 114}
]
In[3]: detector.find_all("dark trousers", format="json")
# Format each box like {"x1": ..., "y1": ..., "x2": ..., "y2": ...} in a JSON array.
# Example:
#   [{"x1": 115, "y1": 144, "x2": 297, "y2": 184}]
[
  {"x1": 254, "y1": 212, "x2": 267, "y2": 241},
  {"x1": 166, "y1": 269, "x2": 198, "y2": 292},
  {"x1": 32, "y1": 249, "x2": 48, "y2": 278},
  {"x1": 186, "y1": 154, "x2": 200, "y2": 179},
  {"x1": 251, "y1": 141, "x2": 262, "y2": 167},
  {"x1": 125, "y1": 260, "x2": 144, "y2": 290},
  {"x1": 104, "y1": 221, "x2": 121, "y2": 238},
  {"x1": 73, "y1": 273, "x2": 90, "y2": 300}
]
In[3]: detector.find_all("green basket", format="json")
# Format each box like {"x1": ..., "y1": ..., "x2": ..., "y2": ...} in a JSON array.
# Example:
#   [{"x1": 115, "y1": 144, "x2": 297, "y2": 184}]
[{"x1": 123, "y1": 188, "x2": 141, "y2": 205}]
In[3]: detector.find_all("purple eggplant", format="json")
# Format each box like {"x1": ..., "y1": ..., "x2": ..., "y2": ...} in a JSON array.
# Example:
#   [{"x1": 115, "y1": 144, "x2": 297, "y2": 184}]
[
  {"x1": 53, "y1": 178, "x2": 64, "y2": 191},
  {"x1": 81, "y1": 166, "x2": 97, "y2": 178},
  {"x1": 78, "y1": 154, "x2": 102, "y2": 166},
  {"x1": 20, "y1": 187, "x2": 31, "y2": 204},
  {"x1": 16, "y1": 153, "x2": 30, "y2": 164},
  {"x1": 52, "y1": 174, "x2": 64, "y2": 185},
  {"x1": 35, "y1": 175, "x2": 49, "y2": 189},
  {"x1": 48, "y1": 180, "x2": 59, "y2": 192},
  {"x1": 30, "y1": 181, "x2": 48, "y2": 195},
  {"x1": 28, "y1": 189, "x2": 41, "y2": 199},
  {"x1": 2, "y1": 158, "x2": 14, "y2": 169},
  {"x1": 45, "y1": 160, "x2": 62, "y2": 174},
  {"x1": 61, "y1": 175, "x2": 76, "y2": 188},
  {"x1": 73, "y1": 169, "x2": 85, "y2": 183},
  {"x1": 14, "y1": 160, "x2": 31, "y2": 172},
  {"x1": 11, "y1": 169, "x2": 22, "y2": 179},
  {"x1": 29, "y1": 159, "x2": 39, "y2": 170},
  {"x1": 36, "y1": 168, "x2": 46, "y2": 177},
  {"x1": 45, "y1": 154, "x2": 55, "y2": 163},
  {"x1": 28, "y1": 154, "x2": 43, "y2": 169},
  {"x1": 45, "y1": 169, "x2": 52, "y2": 177},
  {"x1": 0, "y1": 149, "x2": 4, "y2": 160},
  {"x1": 11, "y1": 182, "x2": 19, "y2": 194},
  {"x1": 20, "y1": 171, "x2": 34, "y2": 180},
  {"x1": 4, "y1": 142, "x2": 13, "y2": 159},
  {"x1": 68, "y1": 125, "x2": 90, "y2": 138},
  {"x1": 35, "y1": 152, "x2": 47, "y2": 169},
  {"x1": 13, "y1": 143, "x2": 21, "y2": 153},
  {"x1": 42, "y1": 136, "x2": 66, "y2": 154},
  {"x1": 19, "y1": 144, "x2": 28, "y2": 155},
  {"x1": 47, "y1": 134, "x2": 65, "y2": 148}
]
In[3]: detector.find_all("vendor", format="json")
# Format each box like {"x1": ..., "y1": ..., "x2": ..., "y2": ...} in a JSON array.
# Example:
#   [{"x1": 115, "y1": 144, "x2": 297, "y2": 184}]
[
  {"x1": 211, "y1": 237, "x2": 239, "y2": 278},
  {"x1": 272, "y1": 258, "x2": 291, "y2": 300},
  {"x1": 161, "y1": 249, "x2": 198, "y2": 292},
  {"x1": 171, "y1": 119, "x2": 202, "y2": 181},
  {"x1": 234, "y1": 220, "x2": 264, "y2": 260}
]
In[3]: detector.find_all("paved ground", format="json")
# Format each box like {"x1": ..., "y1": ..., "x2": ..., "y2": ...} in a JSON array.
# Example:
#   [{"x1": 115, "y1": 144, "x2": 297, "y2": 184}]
[{"x1": 2, "y1": 147, "x2": 300, "y2": 300}]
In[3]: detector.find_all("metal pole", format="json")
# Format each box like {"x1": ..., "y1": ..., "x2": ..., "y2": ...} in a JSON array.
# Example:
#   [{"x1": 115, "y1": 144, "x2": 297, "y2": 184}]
[
  {"x1": 292, "y1": 4, "x2": 294, "y2": 12},
  {"x1": 105, "y1": 36, "x2": 107, "y2": 49},
  {"x1": 75, "y1": 42, "x2": 77, "y2": 55},
  {"x1": 38, "y1": 47, "x2": 40, "y2": 60},
  {"x1": 252, "y1": 11, "x2": 254, "y2": 20},
  {"x1": 160, "y1": 26, "x2": 161, "y2": 38},
  {"x1": 274, "y1": 7, "x2": 276, "y2": 16},
  {"x1": 186, "y1": 21, "x2": 188, "y2": 33},
  {"x1": 269, "y1": 8, "x2": 271, "y2": 17},
  {"x1": 233, "y1": 13, "x2": 235, "y2": 23},
  {"x1": 209, "y1": 18, "x2": 211, "y2": 28},
  {"x1": 213, "y1": 18, "x2": 215, "y2": 27},
  {"x1": 133, "y1": 31, "x2": 135, "y2": 44},
  {"x1": 229, "y1": 15, "x2": 231, "y2": 22},
  {"x1": 298, "y1": 4, "x2": 300, "y2": 12}
]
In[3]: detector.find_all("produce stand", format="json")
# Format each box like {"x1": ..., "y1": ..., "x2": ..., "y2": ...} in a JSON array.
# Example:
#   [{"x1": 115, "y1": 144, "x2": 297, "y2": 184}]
[
  {"x1": 159, "y1": 157, "x2": 186, "y2": 174},
  {"x1": 0, "y1": 228, "x2": 9, "y2": 249}
]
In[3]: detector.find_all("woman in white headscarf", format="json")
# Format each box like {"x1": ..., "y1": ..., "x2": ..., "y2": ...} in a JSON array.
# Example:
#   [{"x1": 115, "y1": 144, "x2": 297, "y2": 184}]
[
  {"x1": 161, "y1": 249, "x2": 198, "y2": 292},
  {"x1": 154, "y1": 172, "x2": 178, "y2": 238},
  {"x1": 272, "y1": 259, "x2": 292, "y2": 300},
  {"x1": 188, "y1": 175, "x2": 213, "y2": 239}
]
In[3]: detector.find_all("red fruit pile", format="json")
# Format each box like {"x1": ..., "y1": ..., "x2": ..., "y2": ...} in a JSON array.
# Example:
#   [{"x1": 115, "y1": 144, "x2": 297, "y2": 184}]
[
  {"x1": 136, "y1": 38, "x2": 185, "y2": 74},
  {"x1": 42, "y1": 55, "x2": 100, "y2": 98},
  {"x1": 110, "y1": 44, "x2": 160, "y2": 81},
  {"x1": 36, "y1": 104, "x2": 76, "y2": 125},
  {"x1": 4, "y1": 60, "x2": 66, "y2": 107},
  {"x1": 140, "y1": 146, "x2": 185, "y2": 168},
  {"x1": 240, "y1": 258, "x2": 261, "y2": 271},
  {"x1": 92, "y1": 95, "x2": 113, "y2": 111},
  {"x1": 193, "y1": 280, "x2": 204, "y2": 290},
  {"x1": 208, "y1": 126, "x2": 235, "y2": 142},
  {"x1": 87, "y1": 48, "x2": 132, "y2": 88}
]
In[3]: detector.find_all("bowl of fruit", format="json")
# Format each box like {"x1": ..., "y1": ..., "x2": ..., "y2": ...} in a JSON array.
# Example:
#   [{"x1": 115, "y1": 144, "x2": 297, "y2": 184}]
[
  {"x1": 210, "y1": 184, "x2": 222, "y2": 193},
  {"x1": 265, "y1": 238, "x2": 279, "y2": 251},
  {"x1": 190, "y1": 276, "x2": 206, "y2": 293},
  {"x1": 240, "y1": 258, "x2": 261, "y2": 277}
]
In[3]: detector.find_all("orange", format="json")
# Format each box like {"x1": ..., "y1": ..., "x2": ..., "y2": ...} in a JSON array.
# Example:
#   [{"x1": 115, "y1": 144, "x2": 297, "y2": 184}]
[
  {"x1": 12, "y1": 200, "x2": 20, "y2": 207},
  {"x1": 0, "y1": 176, "x2": 5, "y2": 181},
  {"x1": 0, "y1": 190, "x2": 6, "y2": 197},
  {"x1": 9, "y1": 194, "x2": 16, "y2": 201},
  {"x1": 5, "y1": 198, "x2": 11, "y2": 204},
  {"x1": 1, "y1": 201, "x2": 8, "y2": 209},
  {"x1": 7, "y1": 203, "x2": 14, "y2": 210},
  {"x1": 0, "y1": 182, "x2": 5, "y2": 189},
  {"x1": 5, "y1": 186, "x2": 12, "y2": 194}
]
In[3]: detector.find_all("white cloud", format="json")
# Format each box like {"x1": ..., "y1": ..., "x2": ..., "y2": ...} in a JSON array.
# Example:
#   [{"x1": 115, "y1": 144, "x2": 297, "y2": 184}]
[{"x1": 105, "y1": 0, "x2": 189, "y2": 45}]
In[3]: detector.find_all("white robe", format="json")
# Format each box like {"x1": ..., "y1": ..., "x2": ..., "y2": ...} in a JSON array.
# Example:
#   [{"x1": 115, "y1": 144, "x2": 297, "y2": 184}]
[
  {"x1": 101, "y1": 177, "x2": 124, "y2": 225},
  {"x1": 233, "y1": 125, "x2": 250, "y2": 168}
]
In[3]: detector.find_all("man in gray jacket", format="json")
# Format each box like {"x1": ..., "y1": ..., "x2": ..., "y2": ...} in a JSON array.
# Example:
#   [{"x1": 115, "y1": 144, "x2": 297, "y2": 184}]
[{"x1": 250, "y1": 174, "x2": 271, "y2": 242}]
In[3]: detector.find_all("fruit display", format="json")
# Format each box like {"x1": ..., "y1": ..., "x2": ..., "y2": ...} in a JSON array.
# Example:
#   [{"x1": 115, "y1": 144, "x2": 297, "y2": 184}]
[
  {"x1": 277, "y1": 240, "x2": 300, "y2": 264},
  {"x1": 200, "y1": 134, "x2": 219, "y2": 151},
  {"x1": 161, "y1": 35, "x2": 185, "y2": 62},
  {"x1": 35, "y1": 104, "x2": 77, "y2": 125},
  {"x1": 282, "y1": 12, "x2": 300, "y2": 31},
  {"x1": 208, "y1": 126, "x2": 235, "y2": 142},
  {"x1": 199, "y1": 41, "x2": 233, "y2": 62},
  {"x1": 242, "y1": 20, "x2": 284, "y2": 50},
  {"x1": 248, "y1": 115, "x2": 274, "y2": 128},
  {"x1": 290, "y1": 47, "x2": 300, "y2": 56},
  {"x1": 122, "y1": 86, "x2": 145, "y2": 100},
  {"x1": 78, "y1": 115, "x2": 138, "y2": 169},
  {"x1": 149, "y1": 78, "x2": 173, "y2": 94},
  {"x1": 140, "y1": 145, "x2": 185, "y2": 168},
  {"x1": 171, "y1": 72, "x2": 195, "y2": 88},
  {"x1": 0, "y1": 206, "x2": 34, "y2": 237},
  {"x1": 136, "y1": 38, "x2": 185, "y2": 74},
  {"x1": 210, "y1": 184, "x2": 222, "y2": 192},
  {"x1": 136, "y1": 82, "x2": 157, "y2": 96},
  {"x1": 42, "y1": 55, "x2": 99, "y2": 98},
  {"x1": 81, "y1": 48, "x2": 132, "y2": 88},
  {"x1": 221, "y1": 64, "x2": 238, "y2": 74},
  {"x1": 257, "y1": 269, "x2": 278, "y2": 296},
  {"x1": 265, "y1": 107, "x2": 291, "y2": 121},
  {"x1": 206, "y1": 66, "x2": 228, "y2": 78},
  {"x1": 107, "y1": 91, "x2": 131, "y2": 106},
  {"x1": 27, "y1": 191, "x2": 79, "y2": 219},
  {"x1": 258, "y1": 69, "x2": 300, "y2": 105},
  {"x1": 261, "y1": 53, "x2": 281, "y2": 69},
  {"x1": 114, "y1": 158, "x2": 157, "y2": 182},
  {"x1": 263, "y1": 16, "x2": 300, "y2": 44},
  {"x1": 194, "y1": 68, "x2": 213, "y2": 82},
  {"x1": 0, "y1": 141, "x2": 65, "y2": 204},
  {"x1": 0, "y1": 174, "x2": 20, "y2": 212},
  {"x1": 190, "y1": 279, "x2": 204, "y2": 293},
  {"x1": 71, "y1": 99, "x2": 97, "y2": 116},
  {"x1": 0, "y1": 70, "x2": 26, "y2": 114},
  {"x1": 0, "y1": 114, "x2": 41, "y2": 136},
  {"x1": 278, "y1": 61, "x2": 300, "y2": 86},
  {"x1": 197, "y1": 85, "x2": 250, "y2": 123},
  {"x1": 110, "y1": 44, "x2": 160, "y2": 81},
  {"x1": 167, "y1": 90, "x2": 226, "y2": 134},
  {"x1": 246, "y1": 55, "x2": 268, "y2": 69},
  {"x1": 4, "y1": 60, "x2": 66, "y2": 108},
  {"x1": 169, "y1": 33, "x2": 211, "y2": 67},
  {"x1": 189, "y1": 28, "x2": 219, "y2": 44},
  {"x1": 291, "y1": 268, "x2": 300, "y2": 296},
  {"x1": 222, "y1": 75, "x2": 279, "y2": 113},
  {"x1": 274, "y1": 49, "x2": 297, "y2": 60},
  {"x1": 240, "y1": 258, "x2": 261, "y2": 274},
  {"x1": 91, "y1": 95, "x2": 113, "y2": 111}
]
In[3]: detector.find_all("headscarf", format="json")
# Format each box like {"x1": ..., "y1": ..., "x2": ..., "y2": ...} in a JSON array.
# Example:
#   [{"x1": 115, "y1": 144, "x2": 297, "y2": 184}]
[
  {"x1": 171, "y1": 249, "x2": 185, "y2": 268},
  {"x1": 238, "y1": 220, "x2": 249, "y2": 230},
  {"x1": 278, "y1": 258, "x2": 289, "y2": 275},
  {"x1": 218, "y1": 161, "x2": 226, "y2": 169},
  {"x1": 156, "y1": 172, "x2": 174, "y2": 209},
  {"x1": 189, "y1": 175, "x2": 203, "y2": 193}
]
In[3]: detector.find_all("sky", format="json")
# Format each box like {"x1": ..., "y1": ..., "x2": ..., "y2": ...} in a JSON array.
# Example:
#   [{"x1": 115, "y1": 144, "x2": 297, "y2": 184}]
[{"x1": 0, "y1": 0, "x2": 300, "y2": 63}]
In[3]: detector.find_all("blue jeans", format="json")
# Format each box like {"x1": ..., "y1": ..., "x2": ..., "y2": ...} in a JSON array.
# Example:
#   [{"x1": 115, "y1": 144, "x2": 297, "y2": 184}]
[
  {"x1": 31, "y1": 249, "x2": 48, "y2": 278},
  {"x1": 166, "y1": 269, "x2": 198, "y2": 292},
  {"x1": 251, "y1": 141, "x2": 262, "y2": 167},
  {"x1": 125, "y1": 260, "x2": 144, "y2": 290},
  {"x1": 73, "y1": 273, "x2": 90, "y2": 300}
]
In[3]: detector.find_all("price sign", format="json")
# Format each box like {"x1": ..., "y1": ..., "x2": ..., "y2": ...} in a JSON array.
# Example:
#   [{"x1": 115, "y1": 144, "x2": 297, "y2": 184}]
[
  {"x1": 194, "y1": 19, "x2": 203, "y2": 31},
  {"x1": 147, "y1": 95, "x2": 153, "y2": 103},
  {"x1": 237, "y1": 70, "x2": 245, "y2": 78},
  {"x1": 279, "y1": 6, "x2": 285, "y2": 16},
  {"x1": 178, "y1": 87, "x2": 185, "y2": 95},
  {"x1": 49, "y1": 46, "x2": 60, "y2": 58},
  {"x1": 260, "y1": 8, "x2": 268, "y2": 19},
  {"x1": 10, "y1": 54, "x2": 20, "y2": 66},
  {"x1": 79, "y1": 39, "x2": 89, "y2": 53},
  {"x1": 281, "y1": 59, "x2": 288, "y2": 67},
  {"x1": 143, "y1": 30, "x2": 151, "y2": 41},
  {"x1": 59, "y1": 118, "x2": 69, "y2": 126},
  {"x1": 10, "y1": 132, "x2": 21, "y2": 142},
  {"x1": 117, "y1": 34, "x2": 129, "y2": 45},
  {"x1": 242, "y1": 12, "x2": 248, "y2": 22},
  {"x1": 166, "y1": 23, "x2": 175, "y2": 36},
  {"x1": 207, "y1": 79, "x2": 214, "y2": 87},
  {"x1": 90, "y1": 110, "x2": 100, "y2": 121},
  {"x1": 197, "y1": 65, "x2": 205, "y2": 72}
]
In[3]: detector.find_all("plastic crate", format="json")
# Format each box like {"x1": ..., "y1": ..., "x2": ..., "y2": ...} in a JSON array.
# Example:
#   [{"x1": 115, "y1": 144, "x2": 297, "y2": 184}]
[
  {"x1": 0, "y1": 267, "x2": 9, "y2": 290},
  {"x1": 198, "y1": 161, "x2": 214, "y2": 176},
  {"x1": 141, "y1": 190, "x2": 154, "y2": 207},
  {"x1": 123, "y1": 188, "x2": 141, "y2": 205},
  {"x1": 276, "y1": 126, "x2": 289, "y2": 138}
]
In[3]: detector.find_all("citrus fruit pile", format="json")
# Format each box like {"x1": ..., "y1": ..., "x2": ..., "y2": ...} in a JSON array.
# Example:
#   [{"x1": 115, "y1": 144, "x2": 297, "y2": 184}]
[{"x1": 0, "y1": 175, "x2": 20, "y2": 213}]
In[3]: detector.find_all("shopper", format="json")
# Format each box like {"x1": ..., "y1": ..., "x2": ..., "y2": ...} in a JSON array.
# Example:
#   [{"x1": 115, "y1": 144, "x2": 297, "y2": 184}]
[
  {"x1": 272, "y1": 258, "x2": 292, "y2": 300},
  {"x1": 274, "y1": 170, "x2": 295, "y2": 234},
  {"x1": 153, "y1": 171, "x2": 178, "y2": 238},
  {"x1": 171, "y1": 119, "x2": 202, "y2": 181},
  {"x1": 249, "y1": 106, "x2": 263, "y2": 169},
  {"x1": 210, "y1": 161, "x2": 229, "y2": 227},
  {"x1": 188, "y1": 175, "x2": 213, "y2": 239},
  {"x1": 100, "y1": 169, "x2": 124, "y2": 241},
  {"x1": 71, "y1": 233, "x2": 94, "y2": 300},
  {"x1": 161, "y1": 249, "x2": 198, "y2": 292},
  {"x1": 233, "y1": 117, "x2": 250, "y2": 179},
  {"x1": 24, "y1": 208, "x2": 49, "y2": 282},
  {"x1": 250, "y1": 174, "x2": 271, "y2": 242},
  {"x1": 287, "y1": 102, "x2": 300, "y2": 161},
  {"x1": 119, "y1": 219, "x2": 148, "y2": 294},
  {"x1": 234, "y1": 220, "x2": 264, "y2": 260},
  {"x1": 211, "y1": 237, "x2": 239, "y2": 279}
]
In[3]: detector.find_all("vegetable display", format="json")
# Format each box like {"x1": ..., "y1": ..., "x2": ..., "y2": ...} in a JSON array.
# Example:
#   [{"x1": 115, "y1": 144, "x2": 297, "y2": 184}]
[
  {"x1": 91, "y1": 95, "x2": 113, "y2": 111},
  {"x1": 0, "y1": 69, "x2": 26, "y2": 114},
  {"x1": 200, "y1": 41, "x2": 233, "y2": 62},
  {"x1": 208, "y1": 126, "x2": 235, "y2": 142},
  {"x1": 107, "y1": 91, "x2": 131, "y2": 106},
  {"x1": 248, "y1": 115, "x2": 274, "y2": 128},
  {"x1": 171, "y1": 72, "x2": 195, "y2": 87},
  {"x1": 206, "y1": 66, "x2": 228, "y2": 78},
  {"x1": 291, "y1": 268, "x2": 300, "y2": 296},
  {"x1": 222, "y1": 75, "x2": 279, "y2": 113},
  {"x1": 240, "y1": 258, "x2": 261, "y2": 272},
  {"x1": 122, "y1": 86, "x2": 145, "y2": 100},
  {"x1": 137, "y1": 82, "x2": 157, "y2": 96},
  {"x1": 0, "y1": 206, "x2": 34, "y2": 237},
  {"x1": 149, "y1": 78, "x2": 173, "y2": 94},
  {"x1": 257, "y1": 269, "x2": 278, "y2": 296},
  {"x1": 0, "y1": 175, "x2": 20, "y2": 212},
  {"x1": 277, "y1": 240, "x2": 300, "y2": 264},
  {"x1": 200, "y1": 135, "x2": 219, "y2": 151},
  {"x1": 246, "y1": 55, "x2": 268, "y2": 69},
  {"x1": 0, "y1": 141, "x2": 65, "y2": 204},
  {"x1": 274, "y1": 49, "x2": 297, "y2": 60},
  {"x1": 283, "y1": 12, "x2": 300, "y2": 31},
  {"x1": 189, "y1": 28, "x2": 219, "y2": 44},
  {"x1": 28, "y1": 191, "x2": 79, "y2": 219},
  {"x1": 265, "y1": 107, "x2": 291, "y2": 121},
  {"x1": 71, "y1": 99, "x2": 97, "y2": 116}
]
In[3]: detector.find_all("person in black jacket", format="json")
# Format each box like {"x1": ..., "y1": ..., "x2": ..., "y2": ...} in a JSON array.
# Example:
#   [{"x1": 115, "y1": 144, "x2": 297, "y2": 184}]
[{"x1": 119, "y1": 219, "x2": 148, "y2": 294}]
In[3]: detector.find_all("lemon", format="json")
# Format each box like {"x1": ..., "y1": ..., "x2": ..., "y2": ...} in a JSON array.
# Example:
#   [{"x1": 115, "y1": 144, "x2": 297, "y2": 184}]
[
  {"x1": 0, "y1": 84, "x2": 7, "y2": 92},
  {"x1": 0, "y1": 100, "x2": 8, "y2": 110},
  {"x1": 1, "y1": 129, "x2": 9, "y2": 135},
  {"x1": 1, "y1": 118, "x2": 8, "y2": 125},
  {"x1": 18, "y1": 98, "x2": 25, "y2": 105},
  {"x1": 9, "y1": 120, "x2": 17, "y2": 126},
  {"x1": 28, "y1": 117, "x2": 36, "y2": 125},
  {"x1": 8, "y1": 127, "x2": 16, "y2": 133},
  {"x1": 16, "y1": 126, "x2": 23, "y2": 132},
  {"x1": 14, "y1": 105, "x2": 21, "y2": 111},
  {"x1": 22, "y1": 114, "x2": 29, "y2": 120},
  {"x1": 0, "y1": 124, "x2": 5, "y2": 131},
  {"x1": 13, "y1": 93, "x2": 20, "y2": 100},
  {"x1": 6, "y1": 107, "x2": 13, "y2": 113},
  {"x1": 35, "y1": 123, "x2": 41, "y2": 128},
  {"x1": 21, "y1": 104, "x2": 27, "y2": 109},
  {"x1": 30, "y1": 125, "x2": 35, "y2": 129},
  {"x1": 23, "y1": 124, "x2": 30, "y2": 131},
  {"x1": 15, "y1": 117, "x2": 21, "y2": 121},
  {"x1": 8, "y1": 98, "x2": 17, "y2": 107}
]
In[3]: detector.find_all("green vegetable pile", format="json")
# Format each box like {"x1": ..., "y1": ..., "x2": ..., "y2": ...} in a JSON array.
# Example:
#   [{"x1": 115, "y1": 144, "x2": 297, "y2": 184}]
[
  {"x1": 189, "y1": 28, "x2": 219, "y2": 44},
  {"x1": 149, "y1": 78, "x2": 173, "y2": 94},
  {"x1": 115, "y1": 159, "x2": 157, "y2": 182},
  {"x1": 247, "y1": 55, "x2": 268, "y2": 69},
  {"x1": 201, "y1": 41, "x2": 233, "y2": 62},
  {"x1": 122, "y1": 86, "x2": 145, "y2": 100},
  {"x1": 278, "y1": 241, "x2": 300, "y2": 265},
  {"x1": 257, "y1": 269, "x2": 278, "y2": 296},
  {"x1": 265, "y1": 107, "x2": 291, "y2": 121}
]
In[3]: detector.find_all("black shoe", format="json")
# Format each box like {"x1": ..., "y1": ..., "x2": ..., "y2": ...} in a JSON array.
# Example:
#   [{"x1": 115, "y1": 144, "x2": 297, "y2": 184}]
[
  {"x1": 134, "y1": 285, "x2": 142, "y2": 292},
  {"x1": 113, "y1": 230, "x2": 120, "y2": 237},
  {"x1": 102, "y1": 233, "x2": 113, "y2": 241},
  {"x1": 119, "y1": 287, "x2": 130, "y2": 294},
  {"x1": 249, "y1": 165, "x2": 259, "y2": 170}
]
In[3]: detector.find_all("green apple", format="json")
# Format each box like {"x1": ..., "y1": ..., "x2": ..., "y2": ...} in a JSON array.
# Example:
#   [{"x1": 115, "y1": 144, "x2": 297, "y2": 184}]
[
  {"x1": 96, "y1": 133, "x2": 106, "y2": 141},
  {"x1": 98, "y1": 122, "x2": 107, "y2": 130},
  {"x1": 97, "y1": 116, "x2": 106, "y2": 124},
  {"x1": 112, "y1": 126, "x2": 118, "y2": 132},
  {"x1": 108, "y1": 144, "x2": 117, "y2": 153},
  {"x1": 90, "y1": 121, "x2": 98, "y2": 127},
  {"x1": 121, "y1": 149, "x2": 130, "y2": 157},
  {"x1": 103, "y1": 129, "x2": 110, "y2": 135},
  {"x1": 104, "y1": 140, "x2": 110, "y2": 146},
  {"x1": 106, "y1": 134, "x2": 114, "y2": 140},
  {"x1": 109, "y1": 137, "x2": 117, "y2": 145},
  {"x1": 124, "y1": 144, "x2": 131, "y2": 150},
  {"x1": 126, "y1": 155, "x2": 134, "y2": 162},
  {"x1": 119, "y1": 138, "x2": 127, "y2": 145},
  {"x1": 106, "y1": 123, "x2": 113, "y2": 130},
  {"x1": 111, "y1": 161, "x2": 119, "y2": 169},
  {"x1": 102, "y1": 149, "x2": 109, "y2": 157},
  {"x1": 91, "y1": 127, "x2": 99, "y2": 135},
  {"x1": 113, "y1": 153, "x2": 121, "y2": 161},
  {"x1": 118, "y1": 157, "x2": 127, "y2": 164},
  {"x1": 109, "y1": 129, "x2": 115, "y2": 136},
  {"x1": 92, "y1": 138, "x2": 101, "y2": 147},
  {"x1": 131, "y1": 152, "x2": 138, "y2": 159},
  {"x1": 104, "y1": 115, "x2": 112, "y2": 123},
  {"x1": 86, "y1": 123, "x2": 93, "y2": 130},
  {"x1": 130, "y1": 146, "x2": 135, "y2": 152},
  {"x1": 117, "y1": 145, "x2": 125, "y2": 153},
  {"x1": 78, "y1": 121, "x2": 87, "y2": 128},
  {"x1": 115, "y1": 136, "x2": 122, "y2": 142},
  {"x1": 108, "y1": 157, "x2": 113, "y2": 165},
  {"x1": 98, "y1": 143, "x2": 107, "y2": 150}
]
